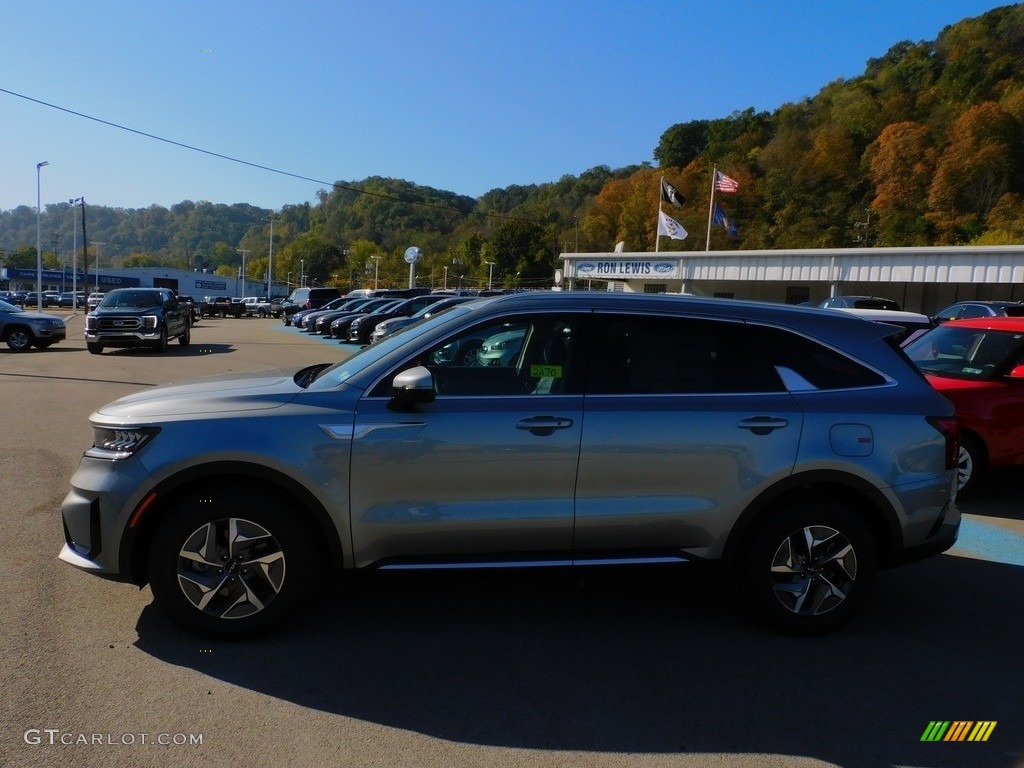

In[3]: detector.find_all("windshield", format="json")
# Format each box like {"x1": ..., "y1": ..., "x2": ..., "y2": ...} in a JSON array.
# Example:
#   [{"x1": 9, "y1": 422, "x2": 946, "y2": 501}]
[
  {"x1": 904, "y1": 325, "x2": 1024, "y2": 380},
  {"x1": 305, "y1": 303, "x2": 479, "y2": 391},
  {"x1": 101, "y1": 290, "x2": 164, "y2": 309}
]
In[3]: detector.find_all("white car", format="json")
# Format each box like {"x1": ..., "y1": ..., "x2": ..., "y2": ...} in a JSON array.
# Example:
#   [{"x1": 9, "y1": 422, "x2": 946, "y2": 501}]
[{"x1": 86, "y1": 292, "x2": 106, "y2": 311}]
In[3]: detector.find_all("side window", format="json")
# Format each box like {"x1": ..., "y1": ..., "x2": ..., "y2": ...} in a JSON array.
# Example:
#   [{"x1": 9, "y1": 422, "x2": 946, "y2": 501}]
[
  {"x1": 414, "y1": 315, "x2": 579, "y2": 397},
  {"x1": 959, "y1": 305, "x2": 987, "y2": 319},
  {"x1": 588, "y1": 315, "x2": 785, "y2": 395},
  {"x1": 763, "y1": 327, "x2": 886, "y2": 389}
]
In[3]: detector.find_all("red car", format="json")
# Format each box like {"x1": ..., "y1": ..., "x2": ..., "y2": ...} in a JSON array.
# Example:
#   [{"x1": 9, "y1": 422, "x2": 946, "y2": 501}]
[{"x1": 904, "y1": 317, "x2": 1024, "y2": 492}]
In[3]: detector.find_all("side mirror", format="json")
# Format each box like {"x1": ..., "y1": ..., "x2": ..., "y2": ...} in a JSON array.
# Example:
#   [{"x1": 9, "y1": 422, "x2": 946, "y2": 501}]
[{"x1": 389, "y1": 366, "x2": 436, "y2": 411}]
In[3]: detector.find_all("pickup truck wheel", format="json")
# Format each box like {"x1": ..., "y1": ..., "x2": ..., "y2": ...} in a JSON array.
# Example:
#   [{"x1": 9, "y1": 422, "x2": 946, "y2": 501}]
[
  {"x1": 87, "y1": 342, "x2": 103, "y2": 355},
  {"x1": 178, "y1": 321, "x2": 191, "y2": 346},
  {"x1": 153, "y1": 325, "x2": 169, "y2": 353},
  {"x1": 5, "y1": 327, "x2": 33, "y2": 351},
  {"x1": 148, "y1": 491, "x2": 321, "y2": 639},
  {"x1": 257, "y1": 308, "x2": 267, "y2": 318}
]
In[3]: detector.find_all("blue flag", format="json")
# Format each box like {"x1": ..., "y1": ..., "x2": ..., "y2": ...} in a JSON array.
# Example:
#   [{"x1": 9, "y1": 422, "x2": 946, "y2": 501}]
[{"x1": 713, "y1": 204, "x2": 738, "y2": 238}]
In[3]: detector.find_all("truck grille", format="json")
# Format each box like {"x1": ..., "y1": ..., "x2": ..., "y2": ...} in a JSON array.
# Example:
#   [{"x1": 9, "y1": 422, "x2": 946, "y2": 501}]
[{"x1": 97, "y1": 317, "x2": 143, "y2": 331}]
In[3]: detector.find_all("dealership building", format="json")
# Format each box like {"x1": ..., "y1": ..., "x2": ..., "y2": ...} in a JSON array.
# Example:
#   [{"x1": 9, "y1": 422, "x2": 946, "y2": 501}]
[
  {"x1": 1, "y1": 265, "x2": 285, "y2": 300},
  {"x1": 559, "y1": 245, "x2": 1024, "y2": 314}
]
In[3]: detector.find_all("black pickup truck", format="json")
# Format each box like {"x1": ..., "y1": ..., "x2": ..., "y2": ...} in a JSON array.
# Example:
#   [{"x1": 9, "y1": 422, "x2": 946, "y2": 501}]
[
  {"x1": 201, "y1": 296, "x2": 244, "y2": 318},
  {"x1": 84, "y1": 287, "x2": 191, "y2": 354}
]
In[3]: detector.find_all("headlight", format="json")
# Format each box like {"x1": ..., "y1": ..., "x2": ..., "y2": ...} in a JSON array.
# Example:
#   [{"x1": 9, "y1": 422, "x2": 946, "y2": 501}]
[
  {"x1": 85, "y1": 426, "x2": 160, "y2": 460},
  {"x1": 85, "y1": 316, "x2": 97, "y2": 330},
  {"x1": 141, "y1": 315, "x2": 159, "y2": 330}
]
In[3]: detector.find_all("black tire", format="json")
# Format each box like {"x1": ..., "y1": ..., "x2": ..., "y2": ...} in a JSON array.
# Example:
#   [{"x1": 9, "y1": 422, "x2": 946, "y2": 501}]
[
  {"x1": 178, "y1": 321, "x2": 191, "y2": 346},
  {"x1": 87, "y1": 342, "x2": 103, "y2": 355},
  {"x1": 148, "y1": 489, "x2": 321, "y2": 639},
  {"x1": 956, "y1": 433, "x2": 986, "y2": 495},
  {"x1": 5, "y1": 327, "x2": 33, "y2": 351},
  {"x1": 153, "y1": 325, "x2": 169, "y2": 353},
  {"x1": 738, "y1": 497, "x2": 877, "y2": 635},
  {"x1": 257, "y1": 308, "x2": 267, "y2": 318}
]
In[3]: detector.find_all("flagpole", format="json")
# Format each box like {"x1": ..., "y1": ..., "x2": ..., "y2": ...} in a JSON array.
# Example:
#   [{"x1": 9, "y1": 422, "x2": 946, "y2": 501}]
[
  {"x1": 655, "y1": 175, "x2": 664, "y2": 253},
  {"x1": 706, "y1": 165, "x2": 717, "y2": 251}
]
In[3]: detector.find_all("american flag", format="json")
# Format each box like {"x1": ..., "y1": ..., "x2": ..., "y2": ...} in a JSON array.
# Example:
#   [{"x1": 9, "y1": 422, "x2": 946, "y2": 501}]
[{"x1": 714, "y1": 170, "x2": 739, "y2": 193}]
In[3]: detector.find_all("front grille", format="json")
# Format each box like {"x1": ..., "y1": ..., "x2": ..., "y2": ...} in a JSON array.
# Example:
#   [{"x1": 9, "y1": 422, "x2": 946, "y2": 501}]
[{"x1": 97, "y1": 316, "x2": 143, "y2": 331}]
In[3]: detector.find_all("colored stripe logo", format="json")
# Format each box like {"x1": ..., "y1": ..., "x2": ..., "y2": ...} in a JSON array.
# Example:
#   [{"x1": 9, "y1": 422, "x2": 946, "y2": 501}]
[{"x1": 921, "y1": 721, "x2": 997, "y2": 742}]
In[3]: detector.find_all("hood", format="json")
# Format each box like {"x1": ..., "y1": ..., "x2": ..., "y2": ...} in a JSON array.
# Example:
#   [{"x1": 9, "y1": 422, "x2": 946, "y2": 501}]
[
  {"x1": 95, "y1": 368, "x2": 305, "y2": 419},
  {"x1": 13, "y1": 310, "x2": 64, "y2": 323}
]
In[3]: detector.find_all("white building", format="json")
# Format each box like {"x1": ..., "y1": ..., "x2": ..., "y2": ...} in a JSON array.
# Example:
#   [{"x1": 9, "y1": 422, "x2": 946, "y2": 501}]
[{"x1": 559, "y1": 245, "x2": 1024, "y2": 314}]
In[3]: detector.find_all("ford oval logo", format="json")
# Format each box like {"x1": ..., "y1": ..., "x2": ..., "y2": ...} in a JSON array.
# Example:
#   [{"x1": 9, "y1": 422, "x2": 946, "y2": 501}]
[
  {"x1": 654, "y1": 263, "x2": 674, "y2": 273},
  {"x1": 578, "y1": 262, "x2": 597, "y2": 274}
]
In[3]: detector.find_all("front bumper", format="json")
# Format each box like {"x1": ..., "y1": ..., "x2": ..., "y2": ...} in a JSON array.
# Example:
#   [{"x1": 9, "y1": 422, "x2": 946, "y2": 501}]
[
  {"x1": 84, "y1": 330, "x2": 161, "y2": 346},
  {"x1": 59, "y1": 455, "x2": 155, "y2": 581},
  {"x1": 35, "y1": 325, "x2": 67, "y2": 342}
]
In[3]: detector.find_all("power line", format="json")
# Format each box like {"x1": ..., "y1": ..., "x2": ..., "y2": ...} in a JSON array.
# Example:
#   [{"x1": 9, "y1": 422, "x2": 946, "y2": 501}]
[{"x1": 0, "y1": 86, "x2": 539, "y2": 223}]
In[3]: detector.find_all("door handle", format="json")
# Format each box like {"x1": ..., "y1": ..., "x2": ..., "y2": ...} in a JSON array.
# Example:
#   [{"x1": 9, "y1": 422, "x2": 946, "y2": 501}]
[
  {"x1": 516, "y1": 416, "x2": 574, "y2": 436},
  {"x1": 737, "y1": 416, "x2": 789, "y2": 435}
]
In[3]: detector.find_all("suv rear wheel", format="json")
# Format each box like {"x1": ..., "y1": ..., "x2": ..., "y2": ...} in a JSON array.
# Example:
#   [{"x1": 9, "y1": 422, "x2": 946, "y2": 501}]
[
  {"x1": 739, "y1": 498, "x2": 877, "y2": 634},
  {"x1": 148, "y1": 489, "x2": 321, "y2": 639}
]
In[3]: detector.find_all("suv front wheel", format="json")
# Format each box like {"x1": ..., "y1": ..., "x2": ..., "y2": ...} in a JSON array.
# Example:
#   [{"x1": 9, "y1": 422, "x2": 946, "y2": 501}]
[
  {"x1": 148, "y1": 489, "x2": 321, "y2": 639},
  {"x1": 739, "y1": 498, "x2": 877, "y2": 634}
]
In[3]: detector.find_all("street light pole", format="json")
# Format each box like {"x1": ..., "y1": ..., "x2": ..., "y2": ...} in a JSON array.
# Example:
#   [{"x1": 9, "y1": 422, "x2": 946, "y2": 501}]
[
  {"x1": 443, "y1": 265, "x2": 448, "y2": 290},
  {"x1": 485, "y1": 261, "x2": 496, "y2": 290},
  {"x1": 371, "y1": 255, "x2": 383, "y2": 290},
  {"x1": 69, "y1": 197, "x2": 83, "y2": 309},
  {"x1": 52, "y1": 233, "x2": 63, "y2": 291},
  {"x1": 36, "y1": 161, "x2": 49, "y2": 311},
  {"x1": 237, "y1": 249, "x2": 250, "y2": 296},
  {"x1": 300, "y1": 259, "x2": 304, "y2": 288},
  {"x1": 263, "y1": 214, "x2": 277, "y2": 297},
  {"x1": 91, "y1": 242, "x2": 106, "y2": 272}
]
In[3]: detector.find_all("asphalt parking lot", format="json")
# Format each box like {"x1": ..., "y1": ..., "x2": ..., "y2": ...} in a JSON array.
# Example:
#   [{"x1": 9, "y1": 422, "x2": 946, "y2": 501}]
[{"x1": 1, "y1": 311, "x2": 1022, "y2": 768}]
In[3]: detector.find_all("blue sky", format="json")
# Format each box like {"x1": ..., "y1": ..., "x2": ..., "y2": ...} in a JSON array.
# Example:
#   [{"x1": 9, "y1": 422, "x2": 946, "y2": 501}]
[{"x1": 0, "y1": 0, "x2": 1010, "y2": 213}]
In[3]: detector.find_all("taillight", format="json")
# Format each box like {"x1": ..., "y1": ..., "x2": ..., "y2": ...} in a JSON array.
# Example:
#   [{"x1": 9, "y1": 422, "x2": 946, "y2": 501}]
[{"x1": 928, "y1": 416, "x2": 959, "y2": 470}]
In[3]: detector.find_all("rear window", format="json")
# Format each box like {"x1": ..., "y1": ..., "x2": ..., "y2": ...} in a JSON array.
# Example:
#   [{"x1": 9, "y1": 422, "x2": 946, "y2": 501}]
[{"x1": 587, "y1": 315, "x2": 885, "y2": 395}]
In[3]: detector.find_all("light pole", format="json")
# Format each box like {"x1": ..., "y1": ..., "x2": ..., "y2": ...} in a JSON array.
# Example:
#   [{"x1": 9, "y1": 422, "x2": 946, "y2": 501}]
[
  {"x1": 91, "y1": 242, "x2": 105, "y2": 272},
  {"x1": 263, "y1": 214, "x2": 277, "y2": 297},
  {"x1": 443, "y1": 265, "x2": 448, "y2": 290},
  {"x1": 300, "y1": 259, "x2": 304, "y2": 288},
  {"x1": 69, "y1": 197, "x2": 83, "y2": 309},
  {"x1": 35, "y1": 161, "x2": 49, "y2": 311},
  {"x1": 237, "y1": 249, "x2": 250, "y2": 296},
  {"x1": 485, "y1": 261, "x2": 496, "y2": 290},
  {"x1": 52, "y1": 233, "x2": 63, "y2": 291},
  {"x1": 371, "y1": 255, "x2": 383, "y2": 289}
]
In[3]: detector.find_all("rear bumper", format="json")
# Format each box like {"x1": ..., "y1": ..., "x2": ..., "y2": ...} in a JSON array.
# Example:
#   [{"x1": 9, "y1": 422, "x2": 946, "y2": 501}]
[{"x1": 889, "y1": 499, "x2": 961, "y2": 567}]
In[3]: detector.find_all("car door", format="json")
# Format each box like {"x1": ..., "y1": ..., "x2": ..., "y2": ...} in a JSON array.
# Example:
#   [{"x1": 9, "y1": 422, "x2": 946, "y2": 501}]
[
  {"x1": 348, "y1": 313, "x2": 585, "y2": 568},
  {"x1": 574, "y1": 313, "x2": 804, "y2": 560}
]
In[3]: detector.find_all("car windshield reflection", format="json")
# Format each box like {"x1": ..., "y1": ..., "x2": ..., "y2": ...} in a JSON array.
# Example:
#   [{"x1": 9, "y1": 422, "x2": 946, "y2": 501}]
[{"x1": 304, "y1": 303, "x2": 479, "y2": 390}]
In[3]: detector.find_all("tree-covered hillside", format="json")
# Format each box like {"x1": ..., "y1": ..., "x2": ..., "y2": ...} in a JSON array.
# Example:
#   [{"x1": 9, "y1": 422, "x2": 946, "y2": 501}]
[{"x1": 3, "y1": 4, "x2": 1022, "y2": 290}]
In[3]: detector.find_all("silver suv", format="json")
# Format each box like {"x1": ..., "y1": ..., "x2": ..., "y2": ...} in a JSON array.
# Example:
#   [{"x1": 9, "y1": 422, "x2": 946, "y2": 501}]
[{"x1": 60, "y1": 293, "x2": 960, "y2": 638}]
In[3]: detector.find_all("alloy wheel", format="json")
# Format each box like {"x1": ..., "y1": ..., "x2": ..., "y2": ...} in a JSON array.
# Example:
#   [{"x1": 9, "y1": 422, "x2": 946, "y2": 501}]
[
  {"x1": 769, "y1": 524, "x2": 858, "y2": 617},
  {"x1": 175, "y1": 517, "x2": 286, "y2": 620}
]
